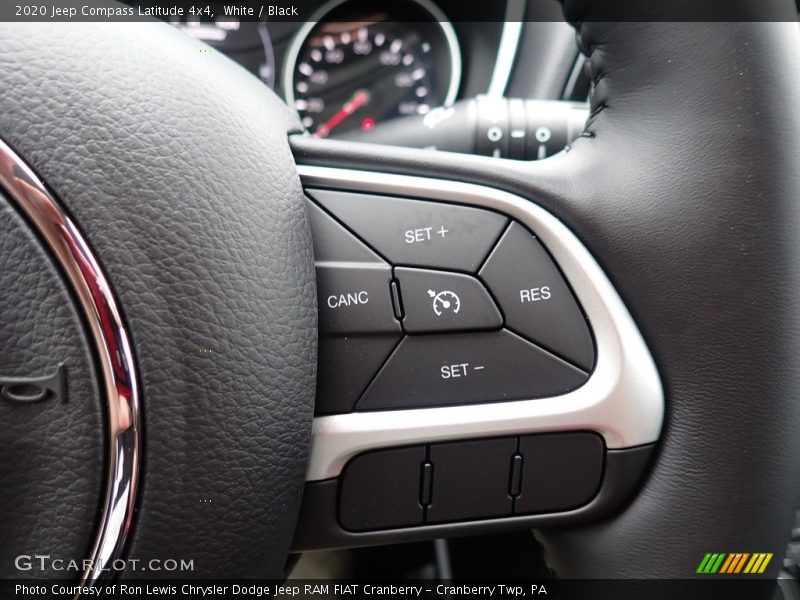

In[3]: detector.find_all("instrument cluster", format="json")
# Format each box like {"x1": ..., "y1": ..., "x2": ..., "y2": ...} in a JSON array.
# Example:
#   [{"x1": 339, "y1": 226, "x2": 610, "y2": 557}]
[{"x1": 171, "y1": 0, "x2": 465, "y2": 138}]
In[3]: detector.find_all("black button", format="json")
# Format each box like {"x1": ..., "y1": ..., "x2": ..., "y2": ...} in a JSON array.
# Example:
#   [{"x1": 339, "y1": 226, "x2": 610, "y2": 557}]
[
  {"x1": 316, "y1": 335, "x2": 402, "y2": 415},
  {"x1": 427, "y1": 438, "x2": 516, "y2": 523},
  {"x1": 356, "y1": 330, "x2": 588, "y2": 411},
  {"x1": 480, "y1": 222, "x2": 595, "y2": 370},
  {"x1": 307, "y1": 199, "x2": 401, "y2": 335},
  {"x1": 316, "y1": 264, "x2": 400, "y2": 334},
  {"x1": 395, "y1": 267, "x2": 502, "y2": 334},
  {"x1": 339, "y1": 446, "x2": 425, "y2": 531},
  {"x1": 307, "y1": 198, "x2": 380, "y2": 263},
  {"x1": 307, "y1": 189, "x2": 508, "y2": 272},
  {"x1": 515, "y1": 432, "x2": 604, "y2": 514}
]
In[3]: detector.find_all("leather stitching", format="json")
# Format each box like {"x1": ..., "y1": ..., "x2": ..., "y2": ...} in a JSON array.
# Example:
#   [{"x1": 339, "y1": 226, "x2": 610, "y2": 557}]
[{"x1": 567, "y1": 14, "x2": 609, "y2": 140}]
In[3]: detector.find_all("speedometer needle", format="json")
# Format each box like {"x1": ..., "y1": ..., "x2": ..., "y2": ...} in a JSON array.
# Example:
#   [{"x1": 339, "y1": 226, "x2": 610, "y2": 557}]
[{"x1": 314, "y1": 90, "x2": 371, "y2": 138}]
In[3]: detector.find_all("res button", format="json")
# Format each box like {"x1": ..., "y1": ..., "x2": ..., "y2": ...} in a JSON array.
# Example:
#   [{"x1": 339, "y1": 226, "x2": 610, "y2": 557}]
[{"x1": 480, "y1": 223, "x2": 595, "y2": 370}]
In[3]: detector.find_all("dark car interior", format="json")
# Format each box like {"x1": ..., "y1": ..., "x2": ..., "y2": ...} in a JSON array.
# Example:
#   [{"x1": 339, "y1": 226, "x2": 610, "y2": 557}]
[{"x1": 0, "y1": 0, "x2": 799, "y2": 598}]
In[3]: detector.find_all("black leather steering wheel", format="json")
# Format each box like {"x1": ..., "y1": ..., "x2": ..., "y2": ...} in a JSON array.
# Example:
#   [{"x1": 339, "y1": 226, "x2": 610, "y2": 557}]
[{"x1": 1, "y1": 0, "x2": 799, "y2": 596}]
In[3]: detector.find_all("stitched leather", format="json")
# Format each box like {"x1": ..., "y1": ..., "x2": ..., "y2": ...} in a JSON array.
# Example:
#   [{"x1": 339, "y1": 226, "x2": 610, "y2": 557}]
[
  {"x1": 0, "y1": 22, "x2": 316, "y2": 578},
  {"x1": 291, "y1": 0, "x2": 800, "y2": 589},
  {"x1": 539, "y1": 1, "x2": 800, "y2": 583},
  {"x1": 0, "y1": 192, "x2": 104, "y2": 578}
]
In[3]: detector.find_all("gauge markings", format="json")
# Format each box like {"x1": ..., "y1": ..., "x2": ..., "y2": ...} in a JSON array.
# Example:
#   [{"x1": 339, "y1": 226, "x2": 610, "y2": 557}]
[
  {"x1": 293, "y1": 24, "x2": 439, "y2": 135},
  {"x1": 286, "y1": 0, "x2": 461, "y2": 137}
]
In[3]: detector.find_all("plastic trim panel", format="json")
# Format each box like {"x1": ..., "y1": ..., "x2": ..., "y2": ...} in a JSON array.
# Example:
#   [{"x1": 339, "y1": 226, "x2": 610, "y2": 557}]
[{"x1": 299, "y1": 165, "x2": 663, "y2": 481}]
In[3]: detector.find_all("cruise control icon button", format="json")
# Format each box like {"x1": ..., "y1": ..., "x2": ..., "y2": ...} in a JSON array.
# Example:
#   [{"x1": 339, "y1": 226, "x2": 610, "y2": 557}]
[{"x1": 395, "y1": 267, "x2": 502, "y2": 334}]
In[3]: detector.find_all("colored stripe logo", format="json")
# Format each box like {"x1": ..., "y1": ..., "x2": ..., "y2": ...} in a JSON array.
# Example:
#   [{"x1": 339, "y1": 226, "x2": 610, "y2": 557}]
[{"x1": 696, "y1": 552, "x2": 773, "y2": 574}]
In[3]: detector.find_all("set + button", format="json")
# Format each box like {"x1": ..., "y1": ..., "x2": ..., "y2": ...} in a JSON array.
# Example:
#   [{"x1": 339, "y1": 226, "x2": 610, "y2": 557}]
[{"x1": 307, "y1": 188, "x2": 508, "y2": 272}]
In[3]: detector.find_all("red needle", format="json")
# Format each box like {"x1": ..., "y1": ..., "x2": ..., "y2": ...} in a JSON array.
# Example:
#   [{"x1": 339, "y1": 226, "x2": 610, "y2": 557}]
[{"x1": 314, "y1": 90, "x2": 370, "y2": 138}]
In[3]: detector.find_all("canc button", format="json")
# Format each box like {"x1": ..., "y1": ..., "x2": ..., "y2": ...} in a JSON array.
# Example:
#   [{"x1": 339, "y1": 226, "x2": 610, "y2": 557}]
[
  {"x1": 307, "y1": 197, "x2": 402, "y2": 335},
  {"x1": 480, "y1": 223, "x2": 595, "y2": 370},
  {"x1": 316, "y1": 263, "x2": 400, "y2": 334}
]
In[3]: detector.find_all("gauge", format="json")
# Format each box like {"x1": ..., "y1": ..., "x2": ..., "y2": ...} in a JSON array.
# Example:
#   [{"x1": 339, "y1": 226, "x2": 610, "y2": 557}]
[
  {"x1": 170, "y1": 14, "x2": 276, "y2": 88},
  {"x1": 284, "y1": 0, "x2": 461, "y2": 137}
]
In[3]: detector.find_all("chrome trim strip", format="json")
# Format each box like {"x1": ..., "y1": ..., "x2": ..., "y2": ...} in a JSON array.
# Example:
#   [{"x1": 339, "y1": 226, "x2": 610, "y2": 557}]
[
  {"x1": 486, "y1": 0, "x2": 525, "y2": 98},
  {"x1": 0, "y1": 139, "x2": 141, "y2": 590},
  {"x1": 282, "y1": 0, "x2": 462, "y2": 116},
  {"x1": 298, "y1": 166, "x2": 664, "y2": 481},
  {"x1": 562, "y1": 53, "x2": 587, "y2": 100}
]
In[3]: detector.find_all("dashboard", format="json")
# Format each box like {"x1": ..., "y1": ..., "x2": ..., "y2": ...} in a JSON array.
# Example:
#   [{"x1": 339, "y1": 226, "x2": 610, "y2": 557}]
[{"x1": 167, "y1": 0, "x2": 580, "y2": 140}]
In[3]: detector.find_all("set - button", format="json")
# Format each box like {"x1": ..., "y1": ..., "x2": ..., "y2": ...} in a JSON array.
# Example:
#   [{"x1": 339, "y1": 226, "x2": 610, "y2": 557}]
[{"x1": 356, "y1": 331, "x2": 586, "y2": 411}]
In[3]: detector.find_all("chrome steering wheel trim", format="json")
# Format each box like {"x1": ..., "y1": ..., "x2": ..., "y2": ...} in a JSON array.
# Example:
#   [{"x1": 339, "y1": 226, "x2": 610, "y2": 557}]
[{"x1": 0, "y1": 137, "x2": 141, "y2": 590}]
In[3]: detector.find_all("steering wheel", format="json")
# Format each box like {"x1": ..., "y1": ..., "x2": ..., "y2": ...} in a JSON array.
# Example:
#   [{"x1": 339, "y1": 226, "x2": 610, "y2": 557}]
[{"x1": 1, "y1": 0, "x2": 799, "y2": 595}]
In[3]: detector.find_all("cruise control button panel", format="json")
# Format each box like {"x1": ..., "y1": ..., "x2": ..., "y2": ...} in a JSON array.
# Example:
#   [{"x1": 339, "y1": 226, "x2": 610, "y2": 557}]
[
  {"x1": 394, "y1": 267, "x2": 502, "y2": 333},
  {"x1": 308, "y1": 190, "x2": 595, "y2": 415},
  {"x1": 294, "y1": 176, "x2": 660, "y2": 553}
]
